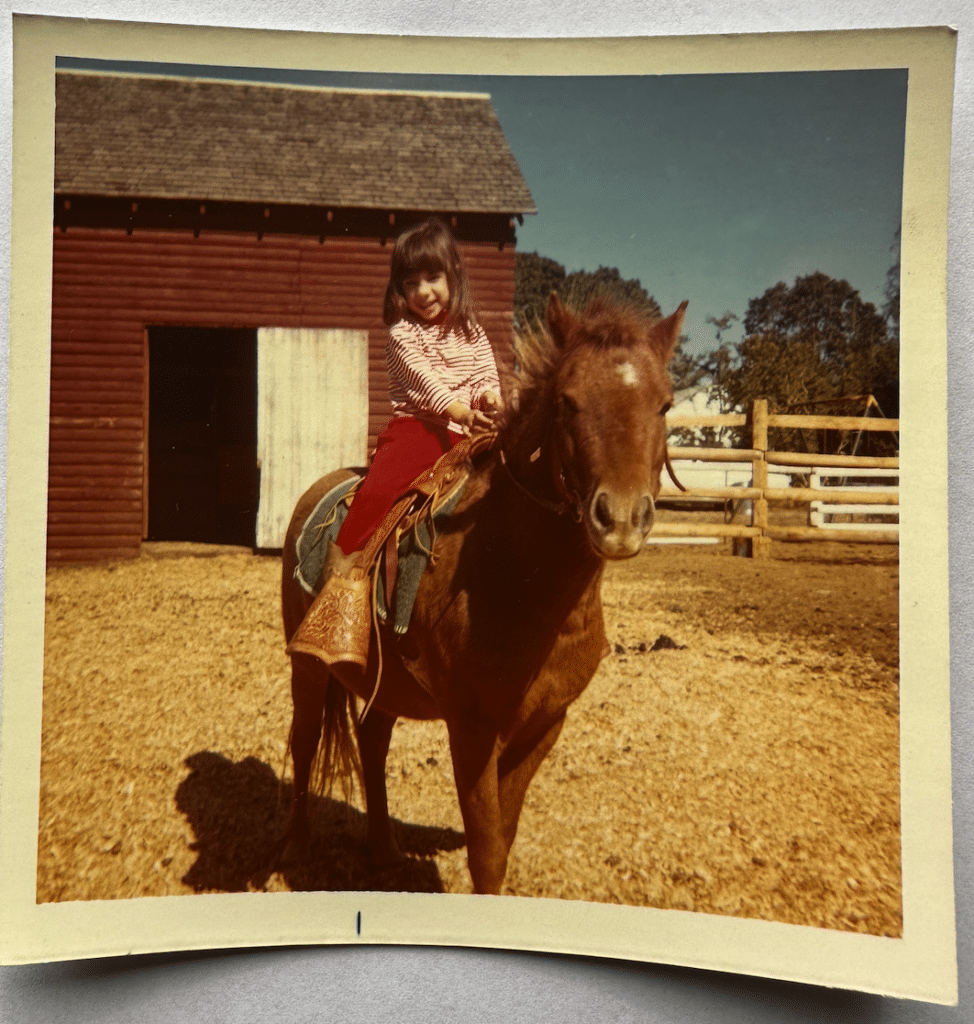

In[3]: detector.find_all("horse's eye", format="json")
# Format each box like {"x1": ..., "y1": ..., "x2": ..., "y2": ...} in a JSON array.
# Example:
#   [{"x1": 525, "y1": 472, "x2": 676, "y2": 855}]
[{"x1": 660, "y1": 401, "x2": 672, "y2": 416}]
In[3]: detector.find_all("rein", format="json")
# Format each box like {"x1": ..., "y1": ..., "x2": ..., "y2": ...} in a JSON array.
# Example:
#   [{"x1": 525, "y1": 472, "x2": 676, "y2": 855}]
[
  {"x1": 664, "y1": 449, "x2": 687, "y2": 492},
  {"x1": 500, "y1": 444, "x2": 689, "y2": 513},
  {"x1": 498, "y1": 447, "x2": 575, "y2": 518}
]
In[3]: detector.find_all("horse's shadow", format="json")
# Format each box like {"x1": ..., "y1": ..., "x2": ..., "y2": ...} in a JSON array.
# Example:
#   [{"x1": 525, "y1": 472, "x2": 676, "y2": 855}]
[{"x1": 175, "y1": 751, "x2": 465, "y2": 895}]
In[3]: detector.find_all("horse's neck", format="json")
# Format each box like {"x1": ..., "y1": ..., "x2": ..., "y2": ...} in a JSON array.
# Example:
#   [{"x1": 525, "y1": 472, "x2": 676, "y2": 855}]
[
  {"x1": 485, "y1": 438, "x2": 603, "y2": 596},
  {"x1": 502, "y1": 400, "x2": 571, "y2": 515}
]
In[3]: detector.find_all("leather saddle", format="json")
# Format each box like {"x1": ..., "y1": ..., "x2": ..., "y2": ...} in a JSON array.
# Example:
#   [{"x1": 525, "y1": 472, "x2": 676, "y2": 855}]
[{"x1": 286, "y1": 430, "x2": 497, "y2": 668}]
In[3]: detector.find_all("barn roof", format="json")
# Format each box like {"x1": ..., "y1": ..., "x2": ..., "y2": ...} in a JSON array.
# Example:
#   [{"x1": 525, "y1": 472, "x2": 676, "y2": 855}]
[{"x1": 54, "y1": 71, "x2": 537, "y2": 216}]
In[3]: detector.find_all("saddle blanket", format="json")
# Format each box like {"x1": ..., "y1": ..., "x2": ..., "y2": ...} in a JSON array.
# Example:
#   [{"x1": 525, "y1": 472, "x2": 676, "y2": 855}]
[{"x1": 293, "y1": 474, "x2": 464, "y2": 635}]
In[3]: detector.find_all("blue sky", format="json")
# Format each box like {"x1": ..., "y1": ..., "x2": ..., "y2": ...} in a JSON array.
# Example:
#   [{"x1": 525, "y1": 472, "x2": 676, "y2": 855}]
[{"x1": 59, "y1": 59, "x2": 908, "y2": 357}]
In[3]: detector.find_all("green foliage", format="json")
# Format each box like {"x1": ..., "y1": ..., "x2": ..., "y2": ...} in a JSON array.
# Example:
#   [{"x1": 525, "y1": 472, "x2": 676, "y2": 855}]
[
  {"x1": 719, "y1": 271, "x2": 898, "y2": 454},
  {"x1": 669, "y1": 338, "x2": 706, "y2": 394},
  {"x1": 560, "y1": 265, "x2": 662, "y2": 323},
  {"x1": 666, "y1": 312, "x2": 739, "y2": 446},
  {"x1": 514, "y1": 252, "x2": 661, "y2": 331},
  {"x1": 883, "y1": 233, "x2": 900, "y2": 343},
  {"x1": 513, "y1": 252, "x2": 567, "y2": 332},
  {"x1": 514, "y1": 253, "x2": 742, "y2": 418}
]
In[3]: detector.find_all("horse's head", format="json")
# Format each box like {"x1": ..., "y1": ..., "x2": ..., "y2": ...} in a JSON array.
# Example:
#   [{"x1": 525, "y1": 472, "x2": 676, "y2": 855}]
[{"x1": 545, "y1": 293, "x2": 687, "y2": 559}]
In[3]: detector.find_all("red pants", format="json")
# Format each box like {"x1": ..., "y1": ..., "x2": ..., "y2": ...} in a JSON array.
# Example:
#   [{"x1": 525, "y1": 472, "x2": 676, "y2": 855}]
[{"x1": 336, "y1": 416, "x2": 462, "y2": 554}]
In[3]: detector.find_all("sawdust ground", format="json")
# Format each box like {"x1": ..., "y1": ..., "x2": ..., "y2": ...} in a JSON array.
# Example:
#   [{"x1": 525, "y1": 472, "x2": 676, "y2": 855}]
[{"x1": 36, "y1": 539, "x2": 900, "y2": 937}]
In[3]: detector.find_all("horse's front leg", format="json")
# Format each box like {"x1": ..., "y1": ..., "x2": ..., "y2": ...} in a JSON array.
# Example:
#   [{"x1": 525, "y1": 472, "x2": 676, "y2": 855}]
[
  {"x1": 279, "y1": 654, "x2": 328, "y2": 864},
  {"x1": 356, "y1": 706, "x2": 400, "y2": 867},
  {"x1": 447, "y1": 722, "x2": 507, "y2": 894},
  {"x1": 497, "y1": 713, "x2": 566, "y2": 854}
]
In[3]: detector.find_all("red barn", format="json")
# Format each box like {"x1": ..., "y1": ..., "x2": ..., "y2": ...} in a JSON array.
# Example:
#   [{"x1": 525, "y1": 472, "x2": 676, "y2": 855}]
[{"x1": 50, "y1": 70, "x2": 535, "y2": 562}]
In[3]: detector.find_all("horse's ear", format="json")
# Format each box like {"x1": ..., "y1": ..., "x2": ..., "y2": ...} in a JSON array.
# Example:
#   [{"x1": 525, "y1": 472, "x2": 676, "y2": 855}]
[
  {"x1": 546, "y1": 292, "x2": 572, "y2": 348},
  {"x1": 649, "y1": 300, "x2": 688, "y2": 364}
]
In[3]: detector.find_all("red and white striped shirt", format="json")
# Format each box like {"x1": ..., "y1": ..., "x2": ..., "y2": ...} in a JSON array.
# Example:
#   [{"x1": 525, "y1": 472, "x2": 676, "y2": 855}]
[{"x1": 387, "y1": 319, "x2": 501, "y2": 434}]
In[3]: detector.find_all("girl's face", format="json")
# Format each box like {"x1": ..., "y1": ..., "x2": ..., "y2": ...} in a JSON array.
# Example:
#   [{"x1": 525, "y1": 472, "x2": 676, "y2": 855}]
[{"x1": 403, "y1": 270, "x2": 450, "y2": 324}]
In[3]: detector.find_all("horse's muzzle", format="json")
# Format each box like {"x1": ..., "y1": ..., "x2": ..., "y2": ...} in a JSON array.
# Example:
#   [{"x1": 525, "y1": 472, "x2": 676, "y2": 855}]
[{"x1": 586, "y1": 487, "x2": 655, "y2": 558}]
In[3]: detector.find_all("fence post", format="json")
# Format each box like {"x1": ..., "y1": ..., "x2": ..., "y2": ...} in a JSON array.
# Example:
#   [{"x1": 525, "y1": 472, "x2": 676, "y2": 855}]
[
  {"x1": 750, "y1": 399, "x2": 771, "y2": 558},
  {"x1": 809, "y1": 469, "x2": 821, "y2": 527}
]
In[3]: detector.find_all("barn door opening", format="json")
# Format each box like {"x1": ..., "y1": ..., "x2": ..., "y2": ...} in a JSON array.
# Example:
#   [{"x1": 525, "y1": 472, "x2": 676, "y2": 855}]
[
  {"x1": 146, "y1": 327, "x2": 259, "y2": 546},
  {"x1": 255, "y1": 328, "x2": 369, "y2": 549}
]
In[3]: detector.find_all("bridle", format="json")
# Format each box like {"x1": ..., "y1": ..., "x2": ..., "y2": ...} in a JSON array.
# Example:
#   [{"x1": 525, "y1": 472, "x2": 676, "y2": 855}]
[
  {"x1": 498, "y1": 431, "x2": 686, "y2": 519},
  {"x1": 498, "y1": 446, "x2": 580, "y2": 520}
]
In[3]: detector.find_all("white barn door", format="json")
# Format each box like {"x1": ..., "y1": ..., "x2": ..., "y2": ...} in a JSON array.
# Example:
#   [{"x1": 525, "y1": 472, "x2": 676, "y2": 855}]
[{"x1": 255, "y1": 327, "x2": 369, "y2": 549}]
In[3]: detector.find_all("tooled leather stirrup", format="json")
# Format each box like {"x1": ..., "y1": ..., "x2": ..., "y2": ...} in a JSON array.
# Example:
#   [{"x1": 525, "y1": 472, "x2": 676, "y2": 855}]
[
  {"x1": 286, "y1": 431, "x2": 497, "y2": 669},
  {"x1": 285, "y1": 540, "x2": 373, "y2": 668}
]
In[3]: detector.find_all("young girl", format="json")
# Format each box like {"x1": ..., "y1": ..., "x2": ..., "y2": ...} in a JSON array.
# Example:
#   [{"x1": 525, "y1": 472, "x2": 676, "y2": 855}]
[{"x1": 334, "y1": 217, "x2": 502, "y2": 557}]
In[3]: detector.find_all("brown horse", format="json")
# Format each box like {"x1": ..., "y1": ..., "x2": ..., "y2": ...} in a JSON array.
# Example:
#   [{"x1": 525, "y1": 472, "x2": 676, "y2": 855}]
[{"x1": 279, "y1": 293, "x2": 687, "y2": 895}]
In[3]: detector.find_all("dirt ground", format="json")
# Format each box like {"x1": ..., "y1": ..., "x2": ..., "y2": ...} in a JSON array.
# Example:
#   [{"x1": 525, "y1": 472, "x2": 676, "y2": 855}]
[{"x1": 37, "y1": 537, "x2": 900, "y2": 937}]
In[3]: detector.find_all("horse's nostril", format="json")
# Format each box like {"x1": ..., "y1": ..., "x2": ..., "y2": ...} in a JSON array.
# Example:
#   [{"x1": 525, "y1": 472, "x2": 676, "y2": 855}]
[
  {"x1": 631, "y1": 497, "x2": 649, "y2": 529},
  {"x1": 640, "y1": 496, "x2": 655, "y2": 533},
  {"x1": 594, "y1": 492, "x2": 614, "y2": 532}
]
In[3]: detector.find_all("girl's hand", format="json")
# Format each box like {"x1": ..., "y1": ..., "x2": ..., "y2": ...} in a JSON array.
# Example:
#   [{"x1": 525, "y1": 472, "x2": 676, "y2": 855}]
[
  {"x1": 478, "y1": 390, "x2": 503, "y2": 423},
  {"x1": 446, "y1": 401, "x2": 493, "y2": 435},
  {"x1": 469, "y1": 408, "x2": 494, "y2": 434}
]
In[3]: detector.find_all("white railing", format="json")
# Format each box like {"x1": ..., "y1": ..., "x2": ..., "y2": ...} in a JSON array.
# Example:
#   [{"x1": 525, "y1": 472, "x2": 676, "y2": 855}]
[{"x1": 808, "y1": 467, "x2": 899, "y2": 532}]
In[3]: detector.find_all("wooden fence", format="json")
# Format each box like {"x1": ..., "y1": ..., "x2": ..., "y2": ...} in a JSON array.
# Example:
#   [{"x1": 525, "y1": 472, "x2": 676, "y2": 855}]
[{"x1": 657, "y1": 399, "x2": 899, "y2": 557}]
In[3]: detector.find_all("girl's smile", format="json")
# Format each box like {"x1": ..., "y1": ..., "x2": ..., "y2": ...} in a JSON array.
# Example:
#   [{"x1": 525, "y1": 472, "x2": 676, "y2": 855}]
[{"x1": 403, "y1": 271, "x2": 450, "y2": 323}]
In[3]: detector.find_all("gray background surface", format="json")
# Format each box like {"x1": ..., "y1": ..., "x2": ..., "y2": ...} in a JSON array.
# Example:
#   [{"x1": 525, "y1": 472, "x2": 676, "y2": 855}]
[{"x1": 1, "y1": 0, "x2": 971, "y2": 1020}]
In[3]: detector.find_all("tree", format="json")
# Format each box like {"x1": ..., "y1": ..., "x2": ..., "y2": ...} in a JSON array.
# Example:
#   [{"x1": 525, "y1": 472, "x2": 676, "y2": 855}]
[
  {"x1": 559, "y1": 265, "x2": 662, "y2": 323},
  {"x1": 513, "y1": 252, "x2": 567, "y2": 331},
  {"x1": 882, "y1": 230, "x2": 901, "y2": 343},
  {"x1": 719, "y1": 272, "x2": 898, "y2": 454},
  {"x1": 667, "y1": 314, "x2": 740, "y2": 447},
  {"x1": 669, "y1": 336, "x2": 709, "y2": 395},
  {"x1": 514, "y1": 253, "x2": 661, "y2": 331},
  {"x1": 679, "y1": 312, "x2": 737, "y2": 394},
  {"x1": 513, "y1": 252, "x2": 718, "y2": 400},
  {"x1": 876, "y1": 232, "x2": 901, "y2": 418}
]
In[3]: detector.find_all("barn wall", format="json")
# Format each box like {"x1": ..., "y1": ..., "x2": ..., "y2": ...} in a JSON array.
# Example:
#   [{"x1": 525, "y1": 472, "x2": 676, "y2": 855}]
[{"x1": 49, "y1": 226, "x2": 516, "y2": 563}]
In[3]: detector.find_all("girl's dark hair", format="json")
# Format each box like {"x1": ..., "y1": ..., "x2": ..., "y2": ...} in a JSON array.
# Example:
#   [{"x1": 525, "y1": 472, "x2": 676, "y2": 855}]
[{"x1": 383, "y1": 217, "x2": 477, "y2": 337}]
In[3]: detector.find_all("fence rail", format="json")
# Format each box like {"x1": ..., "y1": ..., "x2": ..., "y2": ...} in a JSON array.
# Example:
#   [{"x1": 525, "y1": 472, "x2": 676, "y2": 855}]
[
  {"x1": 808, "y1": 466, "x2": 899, "y2": 533},
  {"x1": 660, "y1": 399, "x2": 899, "y2": 557}
]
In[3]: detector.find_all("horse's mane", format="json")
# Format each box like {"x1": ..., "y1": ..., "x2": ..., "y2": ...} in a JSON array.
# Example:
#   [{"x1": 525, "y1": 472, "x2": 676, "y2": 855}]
[
  {"x1": 495, "y1": 319, "x2": 556, "y2": 452},
  {"x1": 498, "y1": 296, "x2": 662, "y2": 450},
  {"x1": 560, "y1": 295, "x2": 660, "y2": 353}
]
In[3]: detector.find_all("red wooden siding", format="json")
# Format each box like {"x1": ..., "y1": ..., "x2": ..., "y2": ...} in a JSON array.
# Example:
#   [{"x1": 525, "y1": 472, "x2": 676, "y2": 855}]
[{"x1": 49, "y1": 227, "x2": 515, "y2": 563}]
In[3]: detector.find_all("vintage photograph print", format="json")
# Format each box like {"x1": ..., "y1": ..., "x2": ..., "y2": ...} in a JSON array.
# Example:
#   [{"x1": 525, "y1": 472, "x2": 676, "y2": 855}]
[
  {"x1": 41, "y1": 57, "x2": 905, "y2": 922},
  {"x1": 1, "y1": 17, "x2": 956, "y2": 1003}
]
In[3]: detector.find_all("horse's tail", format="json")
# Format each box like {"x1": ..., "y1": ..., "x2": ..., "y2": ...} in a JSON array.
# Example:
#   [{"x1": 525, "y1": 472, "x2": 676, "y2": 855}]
[
  {"x1": 281, "y1": 674, "x2": 363, "y2": 807},
  {"x1": 313, "y1": 677, "x2": 364, "y2": 804}
]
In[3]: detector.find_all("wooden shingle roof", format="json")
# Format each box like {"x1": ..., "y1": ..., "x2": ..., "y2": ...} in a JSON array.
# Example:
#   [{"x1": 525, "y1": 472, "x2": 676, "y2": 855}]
[{"x1": 54, "y1": 71, "x2": 536, "y2": 215}]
